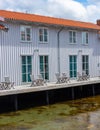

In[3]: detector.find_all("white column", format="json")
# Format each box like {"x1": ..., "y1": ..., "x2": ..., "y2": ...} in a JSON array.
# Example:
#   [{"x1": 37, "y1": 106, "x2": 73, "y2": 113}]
[{"x1": 78, "y1": 50, "x2": 82, "y2": 74}]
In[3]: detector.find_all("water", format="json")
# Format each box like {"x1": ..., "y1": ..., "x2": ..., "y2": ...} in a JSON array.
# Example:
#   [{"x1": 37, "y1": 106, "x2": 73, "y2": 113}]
[{"x1": 0, "y1": 95, "x2": 100, "y2": 130}]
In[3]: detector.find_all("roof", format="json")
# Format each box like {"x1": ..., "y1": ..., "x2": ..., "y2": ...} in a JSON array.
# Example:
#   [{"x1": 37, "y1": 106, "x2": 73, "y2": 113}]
[{"x1": 0, "y1": 10, "x2": 100, "y2": 30}]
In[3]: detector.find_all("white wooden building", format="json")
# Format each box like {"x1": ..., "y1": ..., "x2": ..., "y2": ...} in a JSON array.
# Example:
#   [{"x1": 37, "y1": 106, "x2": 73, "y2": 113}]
[{"x1": 0, "y1": 10, "x2": 100, "y2": 86}]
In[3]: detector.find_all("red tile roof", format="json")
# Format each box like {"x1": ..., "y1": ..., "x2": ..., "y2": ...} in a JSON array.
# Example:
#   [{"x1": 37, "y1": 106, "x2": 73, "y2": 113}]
[{"x1": 0, "y1": 10, "x2": 100, "y2": 30}]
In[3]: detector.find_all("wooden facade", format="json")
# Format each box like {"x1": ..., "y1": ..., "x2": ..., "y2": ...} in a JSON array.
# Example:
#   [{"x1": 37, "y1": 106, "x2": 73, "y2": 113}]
[{"x1": 0, "y1": 10, "x2": 100, "y2": 86}]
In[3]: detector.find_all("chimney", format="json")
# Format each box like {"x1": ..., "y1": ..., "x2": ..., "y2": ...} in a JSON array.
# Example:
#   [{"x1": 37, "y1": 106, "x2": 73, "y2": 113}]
[{"x1": 97, "y1": 20, "x2": 100, "y2": 26}]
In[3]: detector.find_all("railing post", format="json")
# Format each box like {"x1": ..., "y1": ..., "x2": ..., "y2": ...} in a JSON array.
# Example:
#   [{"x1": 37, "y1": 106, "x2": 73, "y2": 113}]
[
  {"x1": 14, "y1": 95, "x2": 18, "y2": 111},
  {"x1": 46, "y1": 91, "x2": 49, "y2": 105}
]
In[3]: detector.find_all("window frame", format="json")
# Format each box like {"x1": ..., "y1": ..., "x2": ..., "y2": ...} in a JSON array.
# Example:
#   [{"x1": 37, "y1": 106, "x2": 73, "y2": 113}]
[
  {"x1": 38, "y1": 27, "x2": 49, "y2": 43},
  {"x1": 69, "y1": 30, "x2": 77, "y2": 44},
  {"x1": 82, "y1": 31, "x2": 89, "y2": 45},
  {"x1": 20, "y1": 25, "x2": 32, "y2": 42}
]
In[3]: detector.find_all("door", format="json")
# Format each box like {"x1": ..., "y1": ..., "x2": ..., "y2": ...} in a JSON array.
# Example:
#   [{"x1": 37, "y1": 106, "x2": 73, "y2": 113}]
[
  {"x1": 39, "y1": 55, "x2": 49, "y2": 80},
  {"x1": 69, "y1": 55, "x2": 77, "y2": 78},
  {"x1": 82, "y1": 55, "x2": 89, "y2": 75}
]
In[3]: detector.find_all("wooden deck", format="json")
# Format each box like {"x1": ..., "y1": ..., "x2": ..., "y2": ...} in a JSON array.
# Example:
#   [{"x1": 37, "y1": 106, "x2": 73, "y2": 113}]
[{"x1": 0, "y1": 77, "x2": 100, "y2": 97}]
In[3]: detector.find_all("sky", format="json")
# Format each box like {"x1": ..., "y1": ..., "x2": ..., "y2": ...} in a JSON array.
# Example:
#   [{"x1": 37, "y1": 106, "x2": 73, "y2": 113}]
[{"x1": 0, "y1": 0, "x2": 100, "y2": 23}]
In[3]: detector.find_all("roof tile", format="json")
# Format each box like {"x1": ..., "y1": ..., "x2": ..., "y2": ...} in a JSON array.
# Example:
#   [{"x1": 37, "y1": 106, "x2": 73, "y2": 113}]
[{"x1": 0, "y1": 10, "x2": 100, "y2": 30}]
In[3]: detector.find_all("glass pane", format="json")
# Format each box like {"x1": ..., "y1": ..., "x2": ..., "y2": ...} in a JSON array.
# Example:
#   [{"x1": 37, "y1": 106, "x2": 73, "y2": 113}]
[
  {"x1": 26, "y1": 28, "x2": 30, "y2": 34},
  {"x1": 21, "y1": 26, "x2": 25, "y2": 41},
  {"x1": 22, "y1": 74, "x2": 26, "y2": 82},
  {"x1": 70, "y1": 63, "x2": 73, "y2": 70},
  {"x1": 74, "y1": 56, "x2": 76, "y2": 62},
  {"x1": 44, "y1": 35, "x2": 47, "y2": 42},
  {"x1": 82, "y1": 56, "x2": 85, "y2": 63},
  {"x1": 74, "y1": 71, "x2": 77, "y2": 77},
  {"x1": 40, "y1": 65, "x2": 44, "y2": 72},
  {"x1": 21, "y1": 33, "x2": 25, "y2": 41},
  {"x1": 69, "y1": 38, "x2": 72, "y2": 43},
  {"x1": 73, "y1": 32, "x2": 76, "y2": 37},
  {"x1": 70, "y1": 56, "x2": 72, "y2": 62},
  {"x1": 70, "y1": 71, "x2": 73, "y2": 78},
  {"x1": 45, "y1": 56, "x2": 48, "y2": 63},
  {"x1": 40, "y1": 73, "x2": 44, "y2": 79},
  {"x1": 28, "y1": 65, "x2": 32, "y2": 74},
  {"x1": 22, "y1": 65, "x2": 26, "y2": 73},
  {"x1": 86, "y1": 33, "x2": 88, "y2": 43},
  {"x1": 45, "y1": 73, "x2": 49, "y2": 80},
  {"x1": 40, "y1": 56, "x2": 43, "y2": 64},
  {"x1": 82, "y1": 63, "x2": 85, "y2": 70},
  {"x1": 28, "y1": 73, "x2": 31, "y2": 82},
  {"x1": 39, "y1": 29, "x2": 43, "y2": 35},
  {"x1": 27, "y1": 56, "x2": 31, "y2": 64},
  {"x1": 69, "y1": 31, "x2": 72, "y2": 37},
  {"x1": 44, "y1": 29, "x2": 47, "y2": 35},
  {"x1": 74, "y1": 63, "x2": 77, "y2": 70},
  {"x1": 86, "y1": 63, "x2": 88, "y2": 70},
  {"x1": 86, "y1": 56, "x2": 88, "y2": 62},
  {"x1": 45, "y1": 64, "x2": 49, "y2": 72},
  {"x1": 73, "y1": 38, "x2": 76, "y2": 43},
  {"x1": 22, "y1": 56, "x2": 26, "y2": 64},
  {"x1": 39, "y1": 35, "x2": 43, "y2": 42},
  {"x1": 21, "y1": 26, "x2": 25, "y2": 32},
  {"x1": 27, "y1": 34, "x2": 31, "y2": 41}
]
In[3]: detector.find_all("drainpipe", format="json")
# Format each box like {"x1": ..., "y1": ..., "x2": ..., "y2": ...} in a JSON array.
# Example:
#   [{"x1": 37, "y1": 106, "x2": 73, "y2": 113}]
[{"x1": 57, "y1": 27, "x2": 63, "y2": 74}]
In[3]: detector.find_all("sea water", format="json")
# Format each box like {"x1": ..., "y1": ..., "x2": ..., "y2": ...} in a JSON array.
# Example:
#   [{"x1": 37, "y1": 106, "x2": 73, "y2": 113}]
[{"x1": 0, "y1": 95, "x2": 100, "y2": 130}]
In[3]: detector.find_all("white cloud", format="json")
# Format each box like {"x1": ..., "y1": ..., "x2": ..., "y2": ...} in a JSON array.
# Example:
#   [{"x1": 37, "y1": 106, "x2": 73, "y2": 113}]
[
  {"x1": 0, "y1": 0, "x2": 100, "y2": 23},
  {"x1": 47, "y1": 0, "x2": 88, "y2": 21}
]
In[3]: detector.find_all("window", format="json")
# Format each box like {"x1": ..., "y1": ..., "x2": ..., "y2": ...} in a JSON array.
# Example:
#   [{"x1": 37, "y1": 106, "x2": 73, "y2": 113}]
[
  {"x1": 82, "y1": 32, "x2": 88, "y2": 45},
  {"x1": 69, "y1": 31, "x2": 77, "y2": 44},
  {"x1": 39, "y1": 56, "x2": 49, "y2": 80},
  {"x1": 82, "y1": 55, "x2": 89, "y2": 75},
  {"x1": 39, "y1": 28, "x2": 48, "y2": 43},
  {"x1": 21, "y1": 56, "x2": 32, "y2": 82},
  {"x1": 69, "y1": 55, "x2": 77, "y2": 78},
  {"x1": 20, "y1": 26, "x2": 32, "y2": 42}
]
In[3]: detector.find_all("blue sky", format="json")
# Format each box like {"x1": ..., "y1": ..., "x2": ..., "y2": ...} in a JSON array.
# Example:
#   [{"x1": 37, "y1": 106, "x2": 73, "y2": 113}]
[
  {"x1": 75, "y1": 0, "x2": 87, "y2": 6},
  {"x1": 0, "y1": 0, "x2": 100, "y2": 23},
  {"x1": 76, "y1": 0, "x2": 87, "y2": 2},
  {"x1": 75, "y1": 0, "x2": 87, "y2": 3}
]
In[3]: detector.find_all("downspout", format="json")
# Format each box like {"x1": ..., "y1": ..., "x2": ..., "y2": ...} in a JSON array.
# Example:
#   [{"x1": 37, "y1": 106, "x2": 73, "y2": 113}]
[{"x1": 57, "y1": 27, "x2": 63, "y2": 74}]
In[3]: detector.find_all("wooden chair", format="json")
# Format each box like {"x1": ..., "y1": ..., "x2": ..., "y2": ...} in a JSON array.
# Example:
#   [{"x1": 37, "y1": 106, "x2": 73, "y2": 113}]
[
  {"x1": 30, "y1": 75, "x2": 36, "y2": 86},
  {"x1": 77, "y1": 72, "x2": 83, "y2": 81},
  {"x1": 62, "y1": 73, "x2": 70, "y2": 83},
  {"x1": 55, "y1": 73, "x2": 62, "y2": 84},
  {"x1": 82, "y1": 71, "x2": 90, "y2": 80},
  {"x1": 0, "y1": 83, "x2": 3, "y2": 90},
  {"x1": 2, "y1": 76, "x2": 14, "y2": 89},
  {"x1": 36, "y1": 74, "x2": 45, "y2": 86}
]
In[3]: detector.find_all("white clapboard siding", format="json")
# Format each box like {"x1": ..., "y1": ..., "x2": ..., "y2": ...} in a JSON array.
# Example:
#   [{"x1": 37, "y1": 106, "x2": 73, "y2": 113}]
[{"x1": 0, "y1": 22, "x2": 100, "y2": 85}]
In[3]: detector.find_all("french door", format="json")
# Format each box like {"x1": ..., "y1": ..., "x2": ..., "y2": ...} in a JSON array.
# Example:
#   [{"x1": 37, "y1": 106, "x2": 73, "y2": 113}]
[
  {"x1": 21, "y1": 56, "x2": 32, "y2": 82},
  {"x1": 69, "y1": 55, "x2": 77, "y2": 78},
  {"x1": 82, "y1": 55, "x2": 89, "y2": 75},
  {"x1": 39, "y1": 55, "x2": 49, "y2": 80}
]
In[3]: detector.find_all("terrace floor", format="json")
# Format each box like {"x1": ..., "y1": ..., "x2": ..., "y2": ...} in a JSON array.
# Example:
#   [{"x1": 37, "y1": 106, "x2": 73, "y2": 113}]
[{"x1": 0, "y1": 77, "x2": 100, "y2": 97}]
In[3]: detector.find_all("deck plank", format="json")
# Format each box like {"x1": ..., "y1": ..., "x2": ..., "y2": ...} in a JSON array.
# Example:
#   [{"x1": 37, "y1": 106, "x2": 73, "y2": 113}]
[{"x1": 0, "y1": 77, "x2": 100, "y2": 96}]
